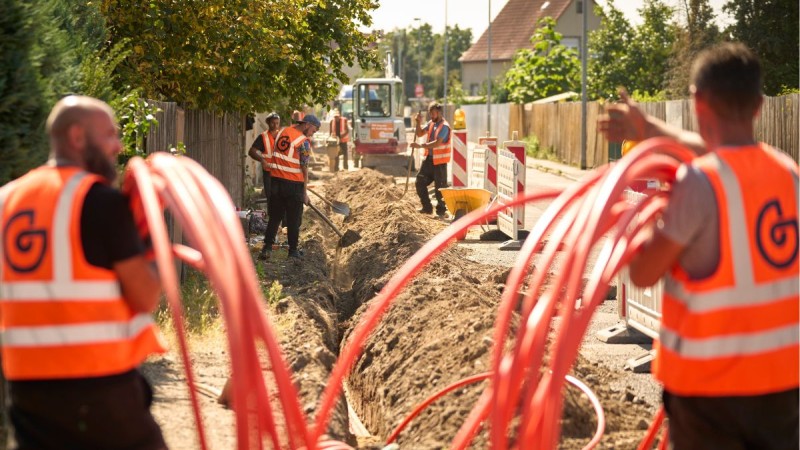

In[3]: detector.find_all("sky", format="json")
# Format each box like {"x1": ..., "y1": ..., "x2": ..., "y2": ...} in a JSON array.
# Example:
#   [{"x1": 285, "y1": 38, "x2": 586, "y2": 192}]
[{"x1": 368, "y1": 0, "x2": 733, "y2": 41}]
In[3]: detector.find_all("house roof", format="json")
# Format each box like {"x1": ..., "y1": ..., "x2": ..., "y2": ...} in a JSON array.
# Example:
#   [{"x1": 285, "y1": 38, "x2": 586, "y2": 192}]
[{"x1": 460, "y1": 0, "x2": 576, "y2": 63}]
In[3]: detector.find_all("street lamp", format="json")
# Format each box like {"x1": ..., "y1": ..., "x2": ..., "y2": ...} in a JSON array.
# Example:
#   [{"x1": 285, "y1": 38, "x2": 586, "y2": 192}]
[
  {"x1": 487, "y1": 0, "x2": 492, "y2": 135},
  {"x1": 444, "y1": 0, "x2": 448, "y2": 118},
  {"x1": 413, "y1": 18, "x2": 422, "y2": 87}
]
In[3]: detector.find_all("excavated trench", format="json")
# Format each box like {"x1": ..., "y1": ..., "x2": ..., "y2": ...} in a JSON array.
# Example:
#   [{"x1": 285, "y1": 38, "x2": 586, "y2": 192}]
[{"x1": 279, "y1": 169, "x2": 653, "y2": 448}]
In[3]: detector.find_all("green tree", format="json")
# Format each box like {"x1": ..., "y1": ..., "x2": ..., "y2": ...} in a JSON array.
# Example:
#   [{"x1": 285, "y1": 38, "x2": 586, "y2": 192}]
[
  {"x1": 504, "y1": 17, "x2": 580, "y2": 104},
  {"x1": 587, "y1": 0, "x2": 636, "y2": 100},
  {"x1": 362, "y1": 23, "x2": 472, "y2": 102},
  {"x1": 666, "y1": 0, "x2": 720, "y2": 97},
  {"x1": 423, "y1": 25, "x2": 473, "y2": 100},
  {"x1": 628, "y1": 0, "x2": 678, "y2": 97},
  {"x1": 101, "y1": 0, "x2": 380, "y2": 113},
  {"x1": 0, "y1": 0, "x2": 78, "y2": 185},
  {"x1": 723, "y1": 0, "x2": 799, "y2": 95}
]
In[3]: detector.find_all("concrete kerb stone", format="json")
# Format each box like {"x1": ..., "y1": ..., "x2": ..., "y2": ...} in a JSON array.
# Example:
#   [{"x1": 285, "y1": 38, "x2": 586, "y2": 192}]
[{"x1": 525, "y1": 159, "x2": 585, "y2": 182}]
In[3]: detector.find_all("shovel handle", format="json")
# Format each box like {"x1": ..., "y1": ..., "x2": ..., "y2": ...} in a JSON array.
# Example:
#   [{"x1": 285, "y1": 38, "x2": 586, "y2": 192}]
[
  {"x1": 307, "y1": 187, "x2": 336, "y2": 209},
  {"x1": 307, "y1": 202, "x2": 344, "y2": 238}
]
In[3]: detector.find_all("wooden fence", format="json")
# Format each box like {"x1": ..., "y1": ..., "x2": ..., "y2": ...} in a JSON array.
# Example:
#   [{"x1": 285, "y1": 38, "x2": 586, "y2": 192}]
[
  {"x1": 145, "y1": 101, "x2": 246, "y2": 206},
  {"x1": 508, "y1": 93, "x2": 799, "y2": 167}
]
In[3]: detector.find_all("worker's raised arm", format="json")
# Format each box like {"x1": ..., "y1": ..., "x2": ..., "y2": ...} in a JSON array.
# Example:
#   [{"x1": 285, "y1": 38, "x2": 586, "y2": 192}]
[
  {"x1": 598, "y1": 88, "x2": 707, "y2": 155},
  {"x1": 415, "y1": 112, "x2": 426, "y2": 137}
]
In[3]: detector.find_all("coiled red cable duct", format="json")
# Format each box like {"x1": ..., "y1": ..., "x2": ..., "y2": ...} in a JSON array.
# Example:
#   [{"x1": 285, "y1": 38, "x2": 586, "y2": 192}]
[{"x1": 127, "y1": 138, "x2": 690, "y2": 449}]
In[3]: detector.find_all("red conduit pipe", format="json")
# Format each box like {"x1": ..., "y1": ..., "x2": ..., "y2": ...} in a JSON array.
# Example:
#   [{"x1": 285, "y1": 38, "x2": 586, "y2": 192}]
[
  {"x1": 386, "y1": 372, "x2": 492, "y2": 445},
  {"x1": 636, "y1": 407, "x2": 666, "y2": 450},
  {"x1": 125, "y1": 158, "x2": 210, "y2": 450},
  {"x1": 126, "y1": 137, "x2": 693, "y2": 450},
  {"x1": 455, "y1": 139, "x2": 694, "y2": 449},
  {"x1": 387, "y1": 372, "x2": 605, "y2": 450},
  {"x1": 128, "y1": 154, "x2": 318, "y2": 450}
]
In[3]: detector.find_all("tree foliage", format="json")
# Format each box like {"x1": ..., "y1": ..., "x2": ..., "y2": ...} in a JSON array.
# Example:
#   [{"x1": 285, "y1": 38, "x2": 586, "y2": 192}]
[
  {"x1": 587, "y1": 0, "x2": 676, "y2": 100},
  {"x1": 101, "y1": 0, "x2": 380, "y2": 113},
  {"x1": 587, "y1": 0, "x2": 636, "y2": 100},
  {"x1": 628, "y1": 0, "x2": 678, "y2": 97},
  {"x1": 0, "y1": 0, "x2": 73, "y2": 185},
  {"x1": 367, "y1": 24, "x2": 473, "y2": 101},
  {"x1": 666, "y1": 0, "x2": 720, "y2": 97},
  {"x1": 504, "y1": 17, "x2": 580, "y2": 104},
  {"x1": 723, "y1": 0, "x2": 799, "y2": 95}
]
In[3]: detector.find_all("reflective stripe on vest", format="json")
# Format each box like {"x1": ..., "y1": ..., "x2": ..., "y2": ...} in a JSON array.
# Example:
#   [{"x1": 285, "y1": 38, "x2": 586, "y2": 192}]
[
  {"x1": 261, "y1": 128, "x2": 284, "y2": 171},
  {"x1": 0, "y1": 166, "x2": 165, "y2": 380},
  {"x1": 423, "y1": 119, "x2": 451, "y2": 166},
  {"x1": 266, "y1": 127, "x2": 306, "y2": 182},
  {"x1": 655, "y1": 146, "x2": 799, "y2": 396},
  {"x1": 2, "y1": 313, "x2": 155, "y2": 347}
]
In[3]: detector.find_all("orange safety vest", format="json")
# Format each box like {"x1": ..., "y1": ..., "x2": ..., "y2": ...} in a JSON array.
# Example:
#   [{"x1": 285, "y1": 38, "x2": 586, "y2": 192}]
[
  {"x1": 260, "y1": 128, "x2": 283, "y2": 172},
  {"x1": 423, "y1": 119, "x2": 452, "y2": 166},
  {"x1": 654, "y1": 144, "x2": 799, "y2": 396},
  {"x1": 0, "y1": 166, "x2": 165, "y2": 380},
  {"x1": 266, "y1": 126, "x2": 307, "y2": 183},
  {"x1": 331, "y1": 117, "x2": 349, "y2": 143}
]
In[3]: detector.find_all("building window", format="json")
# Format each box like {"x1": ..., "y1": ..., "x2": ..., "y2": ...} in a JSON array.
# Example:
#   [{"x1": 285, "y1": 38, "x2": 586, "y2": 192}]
[
  {"x1": 562, "y1": 37, "x2": 581, "y2": 57},
  {"x1": 470, "y1": 84, "x2": 479, "y2": 96}
]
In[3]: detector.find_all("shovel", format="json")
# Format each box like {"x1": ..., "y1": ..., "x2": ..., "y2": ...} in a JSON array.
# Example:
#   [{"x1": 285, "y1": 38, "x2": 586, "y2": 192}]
[
  {"x1": 400, "y1": 146, "x2": 415, "y2": 198},
  {"x1": 308, "y1": 187, "x2": 351, "y2": 217},
  {"x1": 307, "y1": 202, "x2": 361, "y2": 248}
]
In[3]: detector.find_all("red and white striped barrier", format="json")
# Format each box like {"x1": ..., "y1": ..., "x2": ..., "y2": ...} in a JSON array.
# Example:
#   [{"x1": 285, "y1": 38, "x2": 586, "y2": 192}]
[
  {"x1": 478, "y1": 136, "x2": 498, "y2": 194},
  {"x1": 496, "y1": 149, "x2": 524, "y2": 249},
  {"x1": 617, "y1": 188, "x2": 663, "y2": 339},
  {"x1": 451, "y1": 130, "x2": 468, "y2": 187},
  {"x1": 503, "y1": 134, "x2": 526, "y2": 196}
]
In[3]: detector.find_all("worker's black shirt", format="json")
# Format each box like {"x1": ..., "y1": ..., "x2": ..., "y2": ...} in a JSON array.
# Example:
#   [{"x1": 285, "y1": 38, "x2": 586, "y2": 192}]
[{"x1": 80, "y1": 183, "x2": 145, "y2": 269}]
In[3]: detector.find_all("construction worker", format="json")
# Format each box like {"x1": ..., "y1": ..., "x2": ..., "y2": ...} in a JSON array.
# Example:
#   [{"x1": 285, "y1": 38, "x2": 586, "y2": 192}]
[
  {"x1": 600, "y1": 43, "x2": 799, "y2": 449},
  {"x1": 412, "y1": 101, "x2": 451, "y2": 217},
  {"x1": 292, "y1": 109, "x2": 305, "y2": 124},
  {"x1": 0, "y1": 96, "x2": 167, "y2": 449},
  {"x1": 329, "y1": 109, "x2": 351, "y2": 171},
  {"x1": 259, "y1": 114, "x2": 320, "y2": 260},
  {"x1": 248, "y1": 112, "x2": 281, "y2": 197}
]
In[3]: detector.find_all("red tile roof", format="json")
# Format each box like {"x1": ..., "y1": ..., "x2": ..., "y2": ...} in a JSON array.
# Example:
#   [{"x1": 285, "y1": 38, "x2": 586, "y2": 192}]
[{"x1": 460, "y1": 0, "x2": 577, "y2": 62}]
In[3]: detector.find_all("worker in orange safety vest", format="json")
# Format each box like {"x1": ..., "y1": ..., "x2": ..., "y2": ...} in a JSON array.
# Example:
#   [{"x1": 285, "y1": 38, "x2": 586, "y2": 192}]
[
  {"x1": 0, "y1": 96, "x2": 167, "y2": 449},
  {"x1": 259, "y1": 114, "x2": 320, "y2": 260},
  {"x1": 329, "y1": 109, "x2": 351, "y2": 171},
  {"x1": 600, "y1": 43, "x2": 799, "y2": 449},
  {"x1": 412, "y1": 101, "x2": 452, "y2": 218}
]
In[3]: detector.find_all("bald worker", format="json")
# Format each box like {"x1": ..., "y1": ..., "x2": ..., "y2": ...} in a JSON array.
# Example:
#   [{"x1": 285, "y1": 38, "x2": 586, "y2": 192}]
[{"x1": 0, "y1": 96, "x2": 167, "y2": 449}]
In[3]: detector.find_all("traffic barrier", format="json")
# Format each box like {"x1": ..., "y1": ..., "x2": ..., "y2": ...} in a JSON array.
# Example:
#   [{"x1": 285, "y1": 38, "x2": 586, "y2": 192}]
[
  {"x1": 452, "y1": 130, "x2": 468, "y2": 187},
  {"x1": 469, "y1": 146, "x2": 488, "y2": 190},
  {"x1": 617, "y1": 188, "x2": 663, "y2": 339},
  {"x1": 496, "y1": 149, "x2": 524, "y2": 249},
  {"x1": 503, "y1": 132, "x2": 526, "y2": 196},
  {"x1": 478, "y1": 136, "x2": 498, "y2": 194}
]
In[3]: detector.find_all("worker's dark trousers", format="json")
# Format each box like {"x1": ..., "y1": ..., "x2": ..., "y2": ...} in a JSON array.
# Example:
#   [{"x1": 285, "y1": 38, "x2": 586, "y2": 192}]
[
  {"x1": 334, "y1": 143, "x2": 349, "y2": 171},
  {"x1": 261, "y1": 171, "x2": 284, "y2": 236},
  {"x1": 8, "y1": 370, "x2": 166, "y2": 450},
  {"x1": 416, "y1": 157, "x2": 447, "y2": 214},
  {"x1": 663, "y1": 388, "x2": 799, "y2": 450},
  {"x1": 265, "y1": 178, "x2": 304, "y2": 252}
]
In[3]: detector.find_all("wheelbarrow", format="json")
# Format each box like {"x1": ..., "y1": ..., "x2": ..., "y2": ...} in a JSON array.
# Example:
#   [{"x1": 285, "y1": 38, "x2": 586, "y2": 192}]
[{"x1": 438, "y1": 187, "x2": 492, "y2": 240}]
